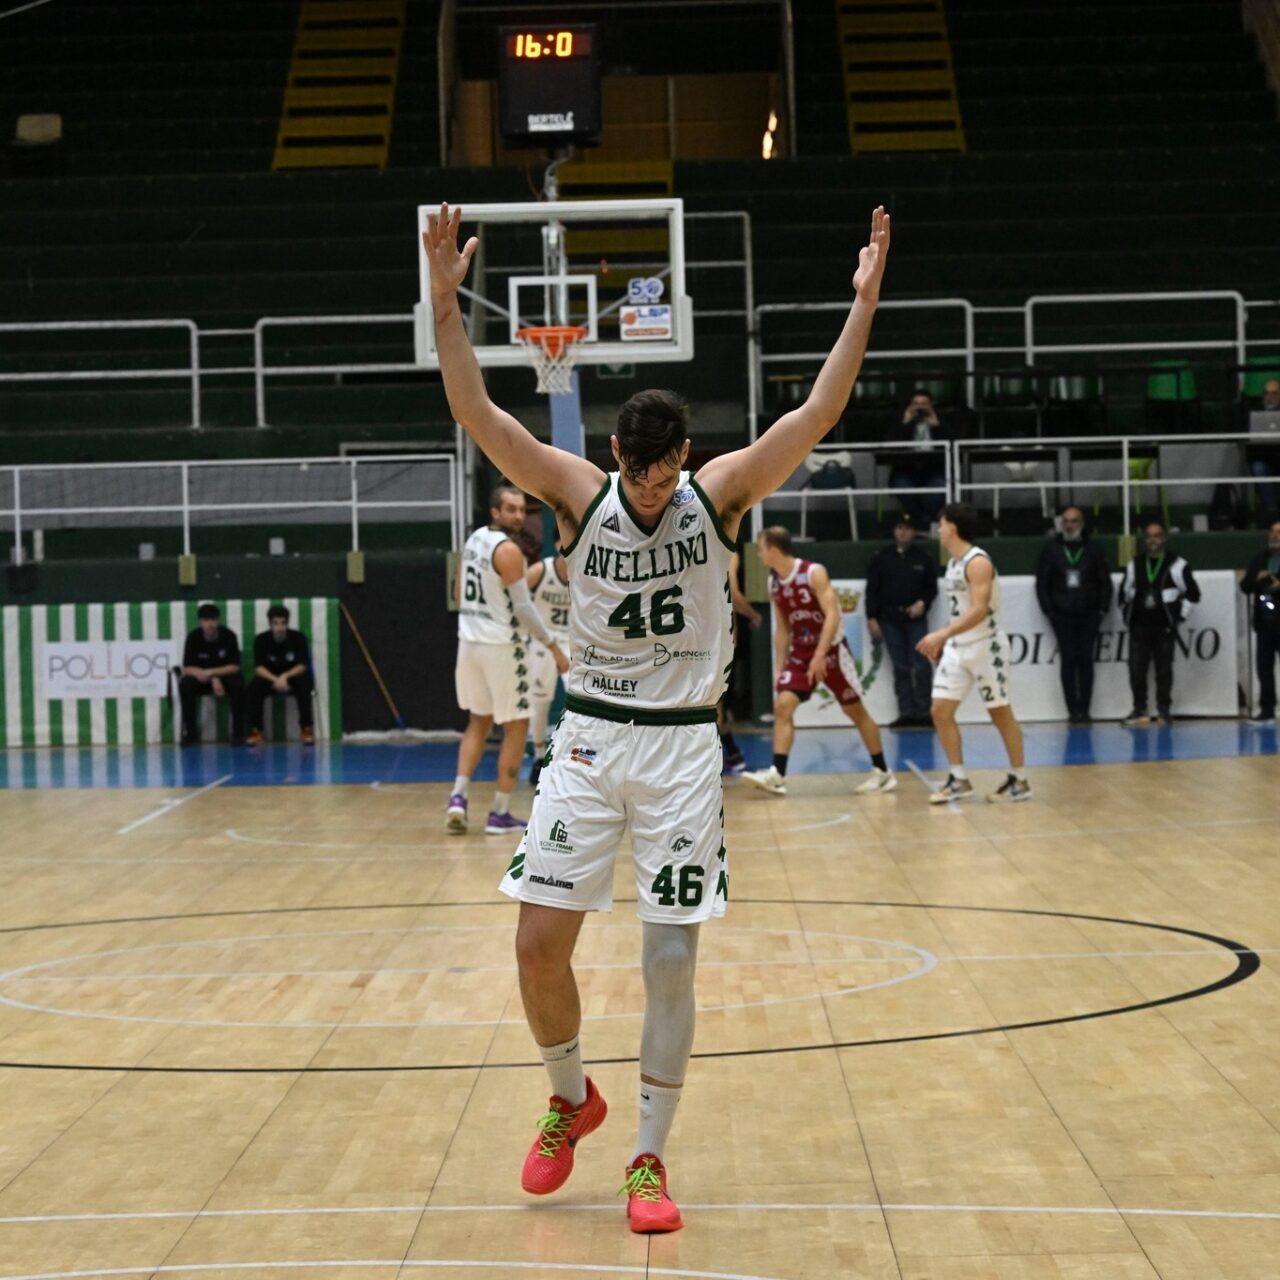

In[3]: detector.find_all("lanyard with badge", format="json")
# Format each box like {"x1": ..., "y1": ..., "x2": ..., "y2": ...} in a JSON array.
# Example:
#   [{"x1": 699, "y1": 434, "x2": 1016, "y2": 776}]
[
  {"x1": 1063, "y1": 544, "x2": 1084, "y2": 591},
  {"x1": 1143, "y1": 554, "x2": 1164, "y2": 611}
]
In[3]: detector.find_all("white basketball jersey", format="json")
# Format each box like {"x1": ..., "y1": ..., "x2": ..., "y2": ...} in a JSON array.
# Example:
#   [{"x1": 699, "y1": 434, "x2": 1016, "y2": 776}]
[
  {"x1": 532, "y1": 556, "x2": 571, "y2": 646},
  {"x1": 944, "y1": 544, "x2": 1001, "y2": 649},
  {"x1": 458, "y1": 525, "x2": 519, "y2": 645},
  {"x1": 563, "y1": 471, "x2": 735, "y2": 715}
]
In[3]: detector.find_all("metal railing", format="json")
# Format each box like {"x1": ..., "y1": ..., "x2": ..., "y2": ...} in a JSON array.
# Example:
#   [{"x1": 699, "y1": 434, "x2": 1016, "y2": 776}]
[
  {"x1": 0, "y1": 319, "x2": 202, "y2": 426},
  {"x1": 0, "y1": 454, "x2": 459, "y2": 566},
  {"x1": 953, "y1": 432, "x2": 1276, "y2": 536},
  {"x1": 758, "y1": 440, "x2": 952, "y2": 541},
  {"x1": 1, "y1": 288, "x2": 1277, "y2": 443}
]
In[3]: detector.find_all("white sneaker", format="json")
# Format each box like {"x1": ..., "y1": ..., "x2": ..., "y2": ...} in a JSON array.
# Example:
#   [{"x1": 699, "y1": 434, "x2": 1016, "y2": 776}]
[
  {"x1": 743, "y1": 765, "x2": 787, "y2": 796},
  {"x1": 929, "y1": 774, "x2": 976, "y2": 805},
  {"x1": 854, "y1": 767, "x2": 897, "y2": 794}
]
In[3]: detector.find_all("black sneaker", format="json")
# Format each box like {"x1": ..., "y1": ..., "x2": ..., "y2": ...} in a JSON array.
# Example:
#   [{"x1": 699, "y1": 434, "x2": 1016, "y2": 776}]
[
  {"x1": 987, "y1": 775, "x2": 1033, "y2": 804},
  {"x1": 1121, "y1": 710, "x2": 1150, "y2": 727}
]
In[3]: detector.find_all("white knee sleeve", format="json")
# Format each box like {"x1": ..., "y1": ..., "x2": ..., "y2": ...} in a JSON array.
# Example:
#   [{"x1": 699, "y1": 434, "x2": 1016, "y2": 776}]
[{"x1": 639, "y1": 921, "x2": 700, "y2": 1086}]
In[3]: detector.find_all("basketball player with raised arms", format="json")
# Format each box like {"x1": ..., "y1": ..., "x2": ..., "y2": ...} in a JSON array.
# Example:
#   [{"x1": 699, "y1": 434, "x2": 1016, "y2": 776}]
[
  {"x1": 524, "y1": 548, "x2": 571, "y2": 789},
  {"x1": 917, "y1": 501, "x2": 1032, "y2": 803},
  {"x1": 423, "y1": 202, "x2": 889, "y2": 1233},
  {"x1": 743, "y1": 525, "x2": 895, "y2": 796}
]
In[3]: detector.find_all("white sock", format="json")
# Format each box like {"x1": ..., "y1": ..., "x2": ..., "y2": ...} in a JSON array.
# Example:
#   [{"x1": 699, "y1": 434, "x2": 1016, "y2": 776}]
[
  {"x1": 538, "y1": 1036, "x2": 586, "y2": 1105},
  {"x1": 950, "y1": 765, "x2": 968, "y2": 781},
  {"x1": 452, "y1": 775, "x2": 469, "y2": 799},
  {"x1": 632, "y1": 1081, "x2": 682, "y2": 1164},
  {"x1": 493, "y1": 791, "x2": 511, "y2": 816}
]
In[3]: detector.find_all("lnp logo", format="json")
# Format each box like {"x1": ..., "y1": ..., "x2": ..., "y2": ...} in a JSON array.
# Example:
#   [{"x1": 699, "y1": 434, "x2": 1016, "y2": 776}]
[
  {"x1": 670, "y1": 831, "x2": 694, "y2": 855},
  {"x1": 671, "y1": 487, "x2": 695, "y2": 508},
  {"x1": 569, "y1": 746, "x2": 597, "y2": 768}
]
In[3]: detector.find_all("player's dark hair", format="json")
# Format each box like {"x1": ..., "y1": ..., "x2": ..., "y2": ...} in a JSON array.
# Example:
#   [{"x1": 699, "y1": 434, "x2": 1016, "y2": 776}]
[
  {"x1": 615, "y1": 390, "x2": 688, "y2": 480},
  {"x1": 759, "y1": 525, "x2": 793, "y2": 554},
  {"x1": 267, "y1": 605, "x2": 290, "y2": 622},
  {"x1": 1143, "y1": 518, "x2": 1167, "y2": 535},
  {"x1": 197, "y1": 603, "x2": 220, "y2": 621},
  {"x1": 489, "y1": 482, "x2": 522, "y2": 512},
  {"x1": 940, "y1": 502, "x2": 980, "y2": 543}
]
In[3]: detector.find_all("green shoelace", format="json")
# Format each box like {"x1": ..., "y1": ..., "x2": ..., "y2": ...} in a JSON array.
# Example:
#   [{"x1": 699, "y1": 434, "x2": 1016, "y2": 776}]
[
  {"x1": 619, "y1": 1158, "x2": 663, "y2": 1203},
  {"x1": 534, "y1": 1107, "x2": 574, "y2": 1159}
]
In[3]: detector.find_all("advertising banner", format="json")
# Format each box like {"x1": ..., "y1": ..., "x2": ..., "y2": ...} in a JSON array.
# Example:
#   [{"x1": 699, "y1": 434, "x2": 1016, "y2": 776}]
[
  {"x1": 785, "y1": 571, "x2": 1240, "y2": 727},
  {"x1": 0, "y1": 597, "x2": 342, "y2": 746}
]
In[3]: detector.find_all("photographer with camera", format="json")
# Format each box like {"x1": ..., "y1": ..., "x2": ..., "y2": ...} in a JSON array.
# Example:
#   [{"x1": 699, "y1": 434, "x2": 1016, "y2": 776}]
[
  {"x1": 888, "y1": 390, "x2": 947, "y2": 523},
  {"x1": 1241, "y1": 517, "x2": 1280, "y2": 722}
]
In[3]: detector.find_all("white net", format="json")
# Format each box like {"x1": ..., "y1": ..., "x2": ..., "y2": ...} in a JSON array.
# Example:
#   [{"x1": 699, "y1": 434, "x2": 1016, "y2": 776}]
[{"x1": 517, "y1": 326, "x2": 587, "y2": 396}]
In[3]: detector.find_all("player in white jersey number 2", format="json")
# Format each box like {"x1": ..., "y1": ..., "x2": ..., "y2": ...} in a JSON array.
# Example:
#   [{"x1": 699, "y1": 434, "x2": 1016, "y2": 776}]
[
  {"x1": 424, "y1": 201, "x2": 890, "y2": 1234},
  {"x1": 916, "y1": 501, "x2": 1032, "y2": 804}
]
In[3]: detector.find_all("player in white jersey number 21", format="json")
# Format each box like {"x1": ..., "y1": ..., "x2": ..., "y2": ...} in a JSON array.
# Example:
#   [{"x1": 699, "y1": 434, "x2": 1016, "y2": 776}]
[
  {"x1": 916, "y1": 501, "x2": 1032, "y2": 804},
  {"x1": 424, "y1": 202, "x2": 891, "y2": 1234}
]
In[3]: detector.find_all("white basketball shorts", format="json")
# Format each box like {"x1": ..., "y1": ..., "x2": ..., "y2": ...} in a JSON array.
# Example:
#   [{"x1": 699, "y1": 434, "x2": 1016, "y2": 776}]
[
  {"x1": 931, "y1": 631, "x2": 1012, "y2": 709},
  {"x1": 455, "y1": 638, "x2": 529, "y2": 724},
  {"x1": 499, "y1": 707, "x2": 729, "y2": 923}
]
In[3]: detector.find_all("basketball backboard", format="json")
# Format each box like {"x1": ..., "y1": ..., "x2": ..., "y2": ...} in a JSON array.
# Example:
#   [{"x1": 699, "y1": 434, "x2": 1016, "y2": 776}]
[{"x1": 414, "y1": 198, "x2": 694, "y2": 374}]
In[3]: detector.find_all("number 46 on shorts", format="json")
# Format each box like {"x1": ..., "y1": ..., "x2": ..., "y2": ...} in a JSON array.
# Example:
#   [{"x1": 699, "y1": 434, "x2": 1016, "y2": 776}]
[{"x1": 650, "y1": 863, "x2": 729, "y2": 907}]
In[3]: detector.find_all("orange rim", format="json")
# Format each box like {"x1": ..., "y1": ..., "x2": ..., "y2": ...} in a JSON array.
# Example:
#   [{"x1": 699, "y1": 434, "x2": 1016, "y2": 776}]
[{"x1": 516, "y1": 325, "x2": 588, "y2": 359}]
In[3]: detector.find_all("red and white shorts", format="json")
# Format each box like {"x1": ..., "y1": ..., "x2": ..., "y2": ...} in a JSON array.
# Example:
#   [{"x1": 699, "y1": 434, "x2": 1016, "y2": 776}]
[{"x1": 775, "y1": 640, "x2": 864, "y2": 705}]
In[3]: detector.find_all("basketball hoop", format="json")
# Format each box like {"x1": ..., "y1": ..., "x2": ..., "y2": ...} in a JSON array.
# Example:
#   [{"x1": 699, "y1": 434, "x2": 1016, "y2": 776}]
[{"x1": 516, "y1": 325, "x2": 588, "y2": 396}]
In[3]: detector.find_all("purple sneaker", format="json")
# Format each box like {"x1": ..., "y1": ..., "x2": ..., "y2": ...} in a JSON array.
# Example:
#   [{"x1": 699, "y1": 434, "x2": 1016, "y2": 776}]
[
  {"x1": 485, "y1": 810, "x2": 527, "y2": 835},
  {"x1": 445, "y1": 794, "x2": 468, "y2": 834}
]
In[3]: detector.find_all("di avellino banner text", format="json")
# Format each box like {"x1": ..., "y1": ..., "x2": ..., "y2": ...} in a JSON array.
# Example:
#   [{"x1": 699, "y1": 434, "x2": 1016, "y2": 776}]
[
  {"x1": 0, "y1": 598, "x2": 342, "y2": 746},
  {"x1": 782, "y1": 571, "x2": 1240, "y2": 727}
]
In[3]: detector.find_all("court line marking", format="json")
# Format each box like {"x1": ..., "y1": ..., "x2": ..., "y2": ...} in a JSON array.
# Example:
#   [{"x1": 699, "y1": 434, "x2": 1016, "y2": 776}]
[
  {"x1": 115, "y1": 776, "x2": 231, "y2": 836},
  {"x1": 7, "y1": 944, "x2": 1260, "y2": 985},
  {"x1": 906, "y1": 760, "x2": 940, "y2": 794},
  {"x1": 0, "y1": 1263, "x2": 782, "y2": 1280},
  {"x1": 2, "y1": 1200, "x2": 1280, "y2": 1227},
  {"x1": 0, "y1": 925, "x2": 938, "y2": 1028}
]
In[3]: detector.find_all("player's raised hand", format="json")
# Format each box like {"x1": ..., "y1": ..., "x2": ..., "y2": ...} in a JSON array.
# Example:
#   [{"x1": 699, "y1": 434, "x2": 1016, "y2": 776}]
[
  {"x1": 422, "y1": 203, "x2": 479, "y2": 300},
  {"x1": 852, "y1": 205, "x2": 890, "y2": 304}
]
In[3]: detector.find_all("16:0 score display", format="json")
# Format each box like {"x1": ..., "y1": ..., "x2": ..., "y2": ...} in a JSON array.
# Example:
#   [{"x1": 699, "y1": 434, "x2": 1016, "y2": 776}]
[{"x1": 505, "y1": 31, "x2": 593, "y2": 59}]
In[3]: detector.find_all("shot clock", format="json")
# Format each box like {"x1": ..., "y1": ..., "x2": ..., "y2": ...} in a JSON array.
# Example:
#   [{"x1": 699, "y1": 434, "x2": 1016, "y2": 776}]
[{"x1": 497, "y1": 23, "x2": 601, "y2": 149}]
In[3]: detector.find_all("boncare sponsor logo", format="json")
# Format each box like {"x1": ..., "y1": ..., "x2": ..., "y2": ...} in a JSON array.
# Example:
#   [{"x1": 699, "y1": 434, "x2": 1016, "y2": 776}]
[
  {"x1": 44, "y1": 641, "x2": 177, "y2": 699},
  {"x1": 581, "y1": 644, "x2": 644, "y2": 667},
  {"x1": 653, "y1": 642, "x2": 711, "y2": 667},
  {"x1": 529, "y1": 873, "x2": 575, "y2": 890}
]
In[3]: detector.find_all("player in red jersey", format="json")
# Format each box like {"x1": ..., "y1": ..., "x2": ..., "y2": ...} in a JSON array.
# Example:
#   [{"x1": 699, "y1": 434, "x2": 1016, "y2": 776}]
[{"x1": 743, "y1": 526, "x2": 895, "y2": 796}]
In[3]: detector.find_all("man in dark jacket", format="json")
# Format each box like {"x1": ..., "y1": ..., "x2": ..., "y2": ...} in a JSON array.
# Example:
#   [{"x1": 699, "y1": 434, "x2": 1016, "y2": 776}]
[
  {"x1": 1035, "y1": 506, "x2": 1112, "y2": 724},
  {"x1": 1118, "y1": 520, "x2": 1201, "y2": 725},
  {"x1": 245, "y1": 604, "x2": 315, "y2": 744},
  {"x1": 1240, "y1": 517, "x2": 1280, "y2": 722},
  {"x1": 865, "y1": 511, "x2": 938, "y2": 726},
  {"x1": 178, "y1": 603, "x2": 245, "y2": 745}
]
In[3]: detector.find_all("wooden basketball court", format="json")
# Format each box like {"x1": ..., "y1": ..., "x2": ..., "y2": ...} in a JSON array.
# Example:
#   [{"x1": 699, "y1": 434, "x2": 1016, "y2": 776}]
[{"x1": 1, "y1": 755, "x2": 1278, "y2": 1279}]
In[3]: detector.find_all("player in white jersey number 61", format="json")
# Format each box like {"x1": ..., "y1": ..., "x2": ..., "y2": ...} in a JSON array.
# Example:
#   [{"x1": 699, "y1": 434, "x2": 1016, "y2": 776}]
[{"x1": 423, "y1": 202, "x2": 890, "y2": 1235}]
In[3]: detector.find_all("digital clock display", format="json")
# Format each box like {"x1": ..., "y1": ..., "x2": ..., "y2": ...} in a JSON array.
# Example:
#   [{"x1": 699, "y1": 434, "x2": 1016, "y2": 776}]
[{"x1": 505, "y1": 30, "x2": 593, "y2": 59}]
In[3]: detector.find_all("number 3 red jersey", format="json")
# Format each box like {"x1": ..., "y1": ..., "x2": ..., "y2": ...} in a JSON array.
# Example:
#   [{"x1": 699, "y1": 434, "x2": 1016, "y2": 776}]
[{"x1": 769, "y1": 559, "x2": 826, "y2": 660}]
